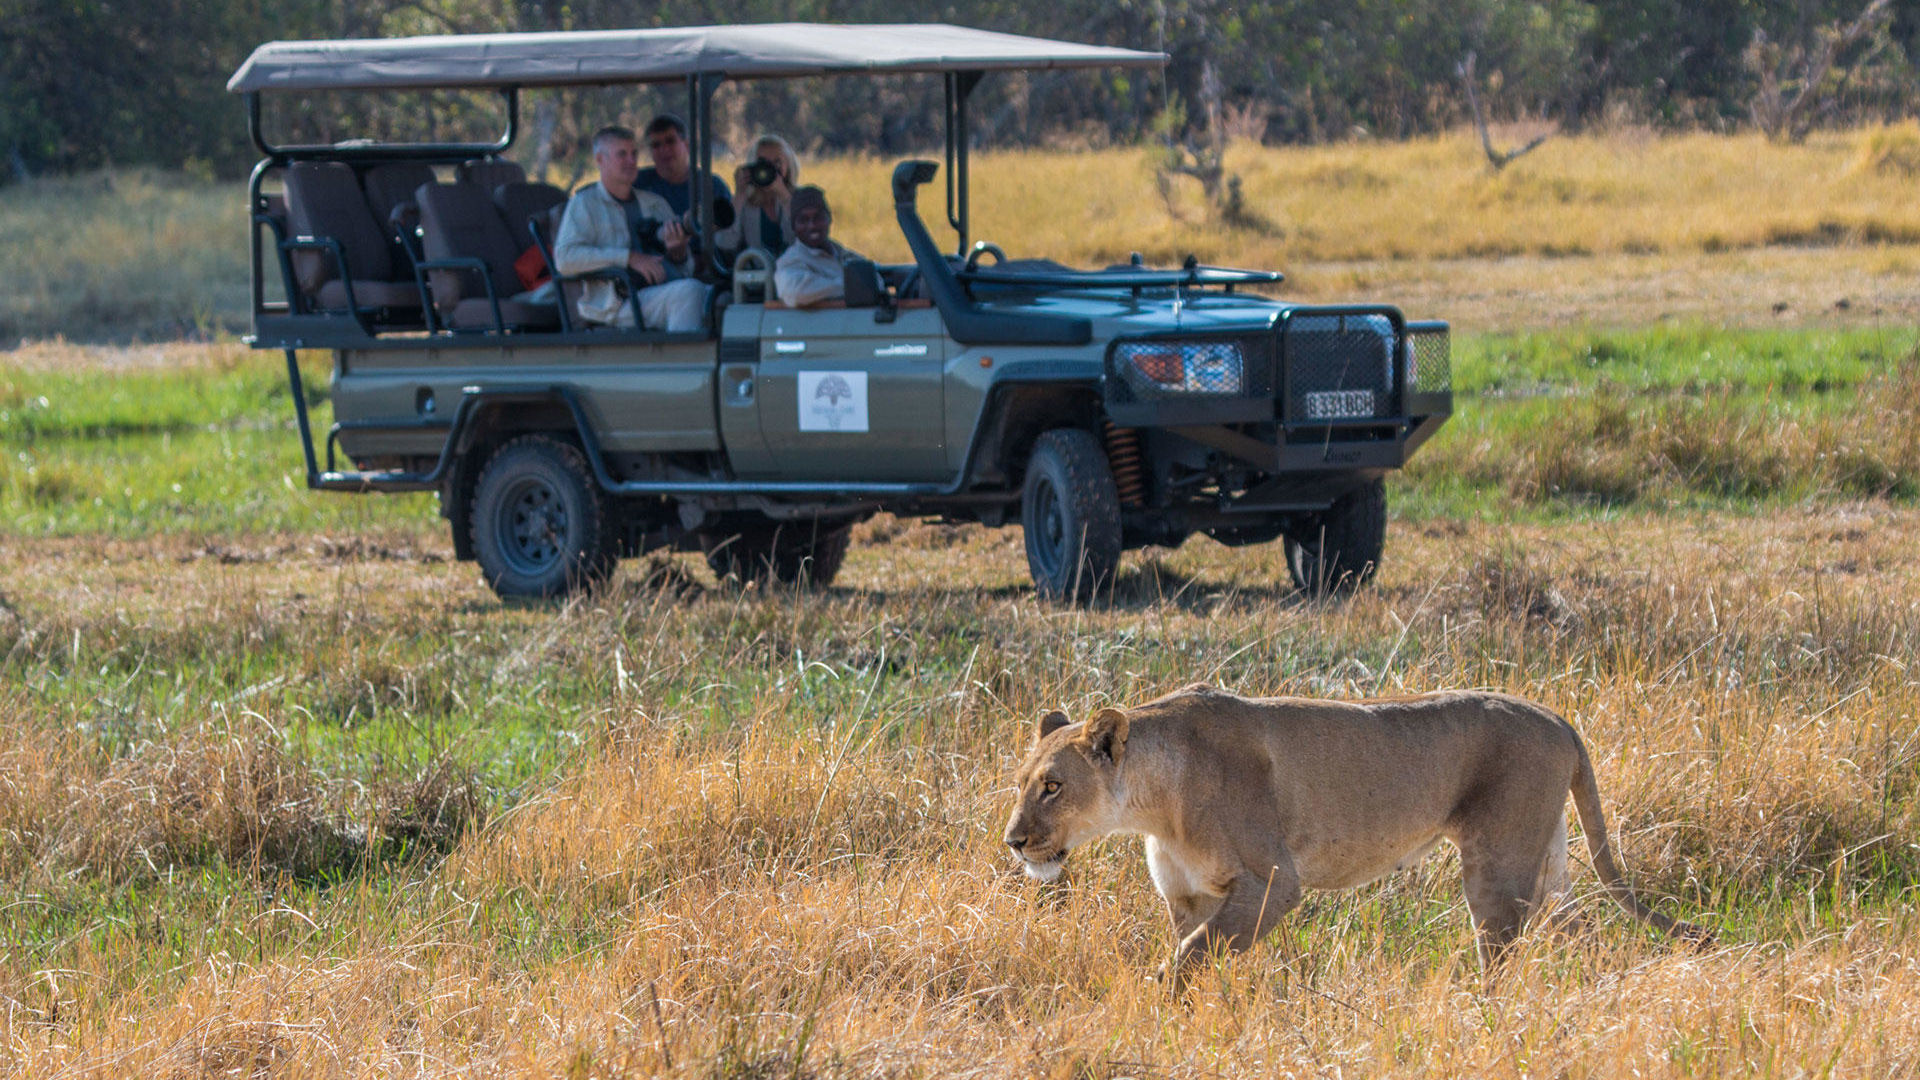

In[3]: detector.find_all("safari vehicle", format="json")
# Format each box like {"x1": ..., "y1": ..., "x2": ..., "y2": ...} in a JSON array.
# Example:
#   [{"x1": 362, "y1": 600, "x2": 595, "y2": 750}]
[{"x1": 229, "y1": 24, "x2": 1451, "y2": 602}]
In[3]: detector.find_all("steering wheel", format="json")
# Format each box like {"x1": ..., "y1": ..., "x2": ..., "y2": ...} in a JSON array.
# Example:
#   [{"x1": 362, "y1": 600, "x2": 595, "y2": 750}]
[{"x1": 963, "y1": 241, "x2": 1007, "y2": 274}]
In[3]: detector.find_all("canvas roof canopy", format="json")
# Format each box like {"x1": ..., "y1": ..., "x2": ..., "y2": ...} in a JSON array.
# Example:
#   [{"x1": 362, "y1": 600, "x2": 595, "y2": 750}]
[{"x1": 227, "y1": 23, "x2": 1166, "y2": 93}]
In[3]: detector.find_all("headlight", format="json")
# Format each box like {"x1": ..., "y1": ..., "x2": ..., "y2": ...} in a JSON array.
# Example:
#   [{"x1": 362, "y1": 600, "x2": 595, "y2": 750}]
[{"x1": 1115, "y1": 341, "x2": 1245, "y2": 394}]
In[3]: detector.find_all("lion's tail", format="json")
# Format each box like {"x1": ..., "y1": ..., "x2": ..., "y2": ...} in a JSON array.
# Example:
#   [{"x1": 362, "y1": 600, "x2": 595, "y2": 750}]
[{"x1": 1568, "y1": 735, "x2": 1713, "y2": 946}]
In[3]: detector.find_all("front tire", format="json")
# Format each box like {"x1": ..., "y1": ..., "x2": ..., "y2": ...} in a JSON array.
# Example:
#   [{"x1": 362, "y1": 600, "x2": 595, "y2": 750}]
[
  {"x1": 470, "y1": 436, "x2": 616, "y2": 600},
  {"x1": 1021, "y1": 428, "x2": 1122, "y2": 602},
  {"x1": 1285, "y1": 479, "x2": 1387, "y2": 597}
]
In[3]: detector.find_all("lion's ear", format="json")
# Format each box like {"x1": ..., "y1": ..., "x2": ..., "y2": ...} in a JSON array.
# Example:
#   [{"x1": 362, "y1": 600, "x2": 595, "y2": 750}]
[
  {"x1": 1081, "y1": 707, "x2": 1129, "y2": 764},
  {"x1": 1036, "y1": 709, "x2": 1071, "y2": 742}
]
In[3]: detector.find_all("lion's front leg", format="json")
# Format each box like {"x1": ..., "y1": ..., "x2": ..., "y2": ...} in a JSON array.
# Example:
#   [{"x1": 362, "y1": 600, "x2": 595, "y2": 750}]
[
  {"x1": 1155, "y1": 891, "x2": 1223, "y2": 983},
  {"x1": 1166, "y1": 865, "x2": 1301, "y2": 988}
]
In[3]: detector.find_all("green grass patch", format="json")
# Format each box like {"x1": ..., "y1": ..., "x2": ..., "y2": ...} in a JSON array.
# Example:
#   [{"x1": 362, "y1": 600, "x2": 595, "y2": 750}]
[
  {"x1": 1458, "y1": 325, "x2": 1919, "y2": 395},
  {"x1": 0, "y1": 350, "x2": 437, "y2": 536}
]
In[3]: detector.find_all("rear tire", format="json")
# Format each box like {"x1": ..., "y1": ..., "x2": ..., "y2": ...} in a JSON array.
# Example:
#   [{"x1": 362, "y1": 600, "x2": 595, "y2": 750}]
[
  {"x1": 1285, "y1": 479, "x2": 1387, "y2": 598},
  {"x1": 701, "y1": 519, "x2": 852, "y2": 588},
  {"x1": 1021, "y1": 428, "x2": 1122, "y2": 602},
  {"x1": 470, "y1": 436, "x2": 616, "y2": 600}
]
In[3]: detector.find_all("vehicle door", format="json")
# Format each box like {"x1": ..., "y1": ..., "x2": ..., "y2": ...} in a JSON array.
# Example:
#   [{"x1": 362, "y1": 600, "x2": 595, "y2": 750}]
[{"x1": 744, "y1": 304, "x2": 948, "y2": 481}]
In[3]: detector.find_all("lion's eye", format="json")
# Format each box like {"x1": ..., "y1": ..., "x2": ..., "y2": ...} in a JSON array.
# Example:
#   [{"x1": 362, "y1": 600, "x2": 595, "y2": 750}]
[{"x1": 1042, "y1": 780, "x2": 1061, "y2": 796}]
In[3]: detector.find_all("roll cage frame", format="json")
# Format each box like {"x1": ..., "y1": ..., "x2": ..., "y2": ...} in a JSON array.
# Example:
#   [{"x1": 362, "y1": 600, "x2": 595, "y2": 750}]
[{"x1": 241, "y1": 35, "x2": 1128, "y2": 313}]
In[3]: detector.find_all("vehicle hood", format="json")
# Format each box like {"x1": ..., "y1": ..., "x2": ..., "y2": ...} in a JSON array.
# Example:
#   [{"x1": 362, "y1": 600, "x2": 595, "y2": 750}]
[{"x1": 974, "y1": 288, "x2": 1295, "y2": 336}]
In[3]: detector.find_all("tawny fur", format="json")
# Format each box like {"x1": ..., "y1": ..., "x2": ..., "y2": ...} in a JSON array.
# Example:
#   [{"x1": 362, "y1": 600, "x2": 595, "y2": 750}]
[{"x1": 1003, "y1": 684, "x2": 1708, "y2": 985}]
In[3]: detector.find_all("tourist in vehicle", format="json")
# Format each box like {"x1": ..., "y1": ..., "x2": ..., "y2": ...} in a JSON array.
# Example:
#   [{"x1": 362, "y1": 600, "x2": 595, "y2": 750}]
[
  {"x1": 553, "y1": 124, "x2": 709, "y2": 331},
  {"x1": 773, "y1": 186, "x2": 863, "y2": 307},
  {"x1": 714, "y1": 133, "x2": 800, "y2": 259},
  {"x1": 635, "y1": 114, "x2": 732, "y2": 218}
]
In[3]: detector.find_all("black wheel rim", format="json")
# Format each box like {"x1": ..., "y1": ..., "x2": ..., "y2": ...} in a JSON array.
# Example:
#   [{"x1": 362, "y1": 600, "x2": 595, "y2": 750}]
[
  {"x1": 496, "y1": 476, "x2": 569, "y2": 577},
  {"x1": 1029, "y1": 474, "x2": 1069, "y2": 580}
]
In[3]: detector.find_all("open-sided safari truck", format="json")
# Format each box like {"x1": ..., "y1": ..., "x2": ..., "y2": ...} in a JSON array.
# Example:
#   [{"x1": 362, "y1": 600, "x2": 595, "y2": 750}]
[{"x1": 229, "y1": 24, "x2": 1451, "y2": 602}]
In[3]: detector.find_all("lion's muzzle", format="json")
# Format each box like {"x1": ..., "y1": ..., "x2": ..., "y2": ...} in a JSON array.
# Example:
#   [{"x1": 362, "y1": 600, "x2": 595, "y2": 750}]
[{"x1": 1005, "y1": 821, "x2": 1066, "y2": 881}]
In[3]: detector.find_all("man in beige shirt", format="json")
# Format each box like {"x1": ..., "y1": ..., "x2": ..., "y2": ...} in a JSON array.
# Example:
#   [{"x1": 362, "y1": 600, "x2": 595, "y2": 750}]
[
  {"x1": 772, "y1": 186, "x2": 863, "y2": 307},
  {"x1": 553, "y1": 125, "x2": 709, "y2": 330}
]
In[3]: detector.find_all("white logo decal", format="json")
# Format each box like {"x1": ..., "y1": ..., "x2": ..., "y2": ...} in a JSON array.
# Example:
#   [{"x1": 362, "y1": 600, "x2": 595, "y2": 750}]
[
  {"x1": 873, "y1": 343, "x2": 930, "y2": 357},
  {"x1": 774, "y1": 340, "x2": 806, "y2": 354},
  {"x1": 797, "y1": 370, "x2": 869, "y2": 432}
]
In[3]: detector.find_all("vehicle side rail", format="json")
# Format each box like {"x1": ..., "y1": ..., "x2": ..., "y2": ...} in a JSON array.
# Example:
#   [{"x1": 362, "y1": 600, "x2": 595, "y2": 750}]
[
  {"x1": 279, "y1": 362, "x2": 995, "y2": 498},
  {"x1": 278, "y1": 236, "x2": 366, "y2": 332},
  {"x1": 412, "y1": 255, "x2": 504, "y2": 334},
  {"x1": 252, "y1": 211, "x2": 298, "y2": 317}
]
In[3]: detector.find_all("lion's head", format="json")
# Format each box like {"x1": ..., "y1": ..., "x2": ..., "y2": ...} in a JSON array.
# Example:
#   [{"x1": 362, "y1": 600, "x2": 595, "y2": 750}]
[{"x1": 1003, "y1": 706, "x2": 1130, "y2": 881}]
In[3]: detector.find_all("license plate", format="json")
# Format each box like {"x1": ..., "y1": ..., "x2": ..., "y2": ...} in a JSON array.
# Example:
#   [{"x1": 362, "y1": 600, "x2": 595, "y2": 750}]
[{"x1": 1304, "y1": 389, "x2": 1375, "y2": 419}]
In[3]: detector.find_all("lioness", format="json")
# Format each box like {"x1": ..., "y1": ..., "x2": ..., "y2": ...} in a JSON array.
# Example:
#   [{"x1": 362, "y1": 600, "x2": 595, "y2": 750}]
[{"x1": 1004, "y1": 684, "x2": 1707, "y2": 983}]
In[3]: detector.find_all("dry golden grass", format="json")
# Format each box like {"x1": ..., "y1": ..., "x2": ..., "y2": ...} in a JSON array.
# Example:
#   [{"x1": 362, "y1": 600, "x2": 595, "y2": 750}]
[
  {"x1": 10, "y1": 129, "x2": 1920, "y2": 1071},
  {"x1": 11, "y1": 127, "x2": 1920, "y2": 338},
  {"x1": 809, "y1": 125, "x2": 1920, "y2": 329},
  {"x1": 3, "y1": 499, "x2": 1919, "y2": 1077}
]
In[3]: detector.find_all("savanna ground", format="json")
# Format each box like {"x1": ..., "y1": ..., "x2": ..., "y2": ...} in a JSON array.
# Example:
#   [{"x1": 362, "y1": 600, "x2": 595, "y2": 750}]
[{"x1": 4, "y1": 129, "x2": 1920, "y2": 1077}]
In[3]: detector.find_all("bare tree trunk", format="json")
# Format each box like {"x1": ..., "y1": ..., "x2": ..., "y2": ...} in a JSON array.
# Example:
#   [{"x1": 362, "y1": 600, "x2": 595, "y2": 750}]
[{"x1": 1457, "y1": 53, "x2": 1551, "y2": 171}]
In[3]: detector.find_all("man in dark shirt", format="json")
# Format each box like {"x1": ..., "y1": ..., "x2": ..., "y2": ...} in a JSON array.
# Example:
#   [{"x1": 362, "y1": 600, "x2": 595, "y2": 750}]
[{"x1": 634, "y1": 114, "x2": 732, "y2": 218}]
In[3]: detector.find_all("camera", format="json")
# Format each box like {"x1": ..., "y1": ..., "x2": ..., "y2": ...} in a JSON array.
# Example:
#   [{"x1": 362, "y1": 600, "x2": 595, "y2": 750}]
[{"x1": 745, "y1": 158, "x2": 781, "y2": 188}]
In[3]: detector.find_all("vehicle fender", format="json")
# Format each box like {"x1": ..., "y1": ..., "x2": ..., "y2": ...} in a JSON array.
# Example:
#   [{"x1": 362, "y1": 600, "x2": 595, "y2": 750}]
[
  {"x1": 437, "y1": 391, "x2": 594, "y2": 560},
  {"x1": 957, "y1": 373, "x2": 1102, "y2": 489}
]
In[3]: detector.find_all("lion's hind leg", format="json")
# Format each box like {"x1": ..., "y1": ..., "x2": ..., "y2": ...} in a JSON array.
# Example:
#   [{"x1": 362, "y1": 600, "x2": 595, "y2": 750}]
[
  {"x1": 1531, "y1": 807, "x2": 1589, "y2": 937},
  {"x1": 1458, "y1": 802, "x2": 1574, "y2": 969}
]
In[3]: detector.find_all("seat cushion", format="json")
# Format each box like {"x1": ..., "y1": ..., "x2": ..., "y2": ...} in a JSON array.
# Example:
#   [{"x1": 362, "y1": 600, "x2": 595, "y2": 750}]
[
  {"x1": 314, "y1": 278, "x2": 424, "y2": 311},
  {"x1": 446, "y1": 295, "x2": 560, "y2": 331}
]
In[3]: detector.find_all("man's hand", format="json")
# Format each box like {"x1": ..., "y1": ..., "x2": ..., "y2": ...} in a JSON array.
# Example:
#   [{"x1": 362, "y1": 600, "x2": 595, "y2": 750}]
[
  {"x1": 627, "y1": 251, "x2": 668, "y2": 285},
  {"x1": 657, "y1": 221, "x2": 690, "y2": 261}
]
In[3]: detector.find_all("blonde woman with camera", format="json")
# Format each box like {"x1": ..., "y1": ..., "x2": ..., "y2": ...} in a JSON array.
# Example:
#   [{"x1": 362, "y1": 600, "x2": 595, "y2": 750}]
[{"x1": 715, "y1": 133, "x2": 800, "y2": 260}]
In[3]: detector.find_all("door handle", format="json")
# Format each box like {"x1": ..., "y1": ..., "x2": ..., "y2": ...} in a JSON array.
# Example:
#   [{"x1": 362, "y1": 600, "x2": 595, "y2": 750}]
[{"x1": 723, "y1": 365, "x2": 755, "y2": 405}]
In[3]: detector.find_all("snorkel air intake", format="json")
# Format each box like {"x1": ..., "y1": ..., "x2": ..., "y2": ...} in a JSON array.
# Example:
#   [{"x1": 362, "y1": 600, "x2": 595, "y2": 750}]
[{"x1": 891, "y1": 159, "x2": 1091, "y2": 346}]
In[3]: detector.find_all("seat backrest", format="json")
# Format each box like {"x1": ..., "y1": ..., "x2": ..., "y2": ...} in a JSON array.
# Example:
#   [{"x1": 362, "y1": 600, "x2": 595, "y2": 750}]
[
  {"x1": 493, "y1": 181, "x2": 568, "y2": 251},
  {"x1": 417, "y1": 181, "x2": 524, "y2": 310},
  {"x1": 282, "y1": 161, "x2": 393, "y2": 294},
  {"x1": 361, "y1": 162, "x2": 439, "y2": 229},
  {"x1": 458, "y1": 158, "x2": 526, "y2": 192}
]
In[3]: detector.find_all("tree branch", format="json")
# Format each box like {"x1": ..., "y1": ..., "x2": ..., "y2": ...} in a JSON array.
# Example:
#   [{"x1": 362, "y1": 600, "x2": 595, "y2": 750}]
[{"x1": 1457, "y1": 53, "x2": 1552, "y2": 171}]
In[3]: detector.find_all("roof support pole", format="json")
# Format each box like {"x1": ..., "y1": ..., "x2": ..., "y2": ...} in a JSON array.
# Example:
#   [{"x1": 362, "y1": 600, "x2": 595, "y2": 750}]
[
  {"x1": 695, "y1": 72, "x2": 725, "y2": 280},
  {"x1": 944, "y1": 70, "x2": 983, "y2": 257},
  {"x1": 245, "y1": 87, "x2": 520, "y2": 162}
]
